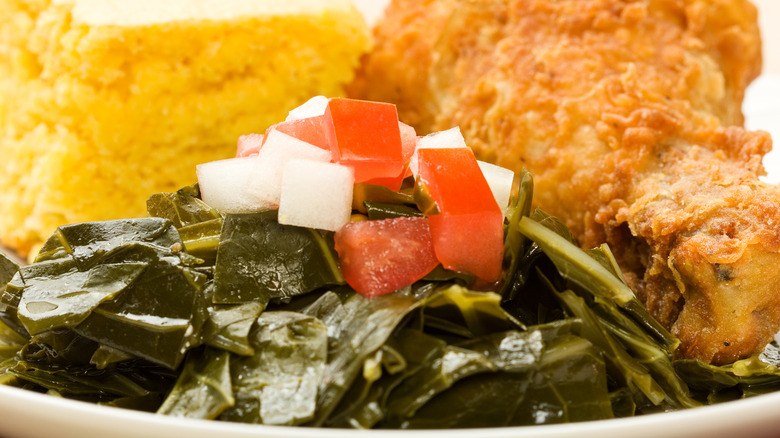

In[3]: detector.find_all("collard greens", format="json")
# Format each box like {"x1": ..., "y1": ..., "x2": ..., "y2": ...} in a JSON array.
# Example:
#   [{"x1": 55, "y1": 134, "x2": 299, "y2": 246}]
[{"x1": 1, "y1": 177, "x2": 780, "y2": 429}]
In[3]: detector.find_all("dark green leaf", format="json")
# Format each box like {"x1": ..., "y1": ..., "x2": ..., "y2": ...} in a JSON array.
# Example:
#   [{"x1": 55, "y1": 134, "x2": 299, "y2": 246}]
[
  {"x1": 0, "y1": 250, "x2": 19, "y2": 288},
  {"x1": 326, "y1": 329, "x2": 446, "y2": 429},
  {"x1": 419, "y1": 285, "x2": 524, "y2": 337},
  {"x1": 220, "y1": 311, "x2": 327, "y2": 425},
  {"x1": 352, "y1": 183, "x2": 416, "y2": 214},
  {"x1": 213, "y1": 212, "x2": 343, "y2": 305},
  {"x1": 178, "y1": 218, "x2": 223, "y2": 264},
  {"x1": 303, "y1": 289, "x2": 422, "y2": 426},
  {"x1": 553, "y1": 287, "x2": 672, "y2": 407},
  {"x1": 203, "y1": 302, "x2": 264, "y2": 356},
  {"x1": 35, "y1": 218, "x2": 181, "y2": 269},
  {"x1": 157, "y1": 347, "x2": 234, "y2": 419},
  {"x1": 0, "y1": 318, "x2": 25, "y2": 362},
  {"x1": 90, "y1": 345, "x2": 135, "y2": 369},
  {"x1": 146, "y1": 183, "x2": 221, "y2": 229},
  {"x1": 498, "y1": 168, "x2": 534, "y2": 301},
  {"x1": 510, "y1": 334, "x2": 612, "y2": 425},
  {"x1": 8, "y1": 330, "x2": 176, "y2": 402},
  {"x1": 74, "y1": 243, "x2": 209, "y2": 369},
  {"x1": 518, "y1": 216, "x2": 675, "y2": 349},
  {"x1": 384, "y1": 329, "x2": 543, "y2": 422},
  {"x1": 364, "y1": 201, "x2": 423, "y2": 220},
  {"x1": 16, "y1": 261, "x2": 146, "y2": 335}
]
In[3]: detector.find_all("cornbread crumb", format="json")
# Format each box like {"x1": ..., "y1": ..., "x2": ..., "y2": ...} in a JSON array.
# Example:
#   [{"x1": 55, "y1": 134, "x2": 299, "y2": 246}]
[{"x1": 0, "y1": 0, "x2": 370, "y2": 258}]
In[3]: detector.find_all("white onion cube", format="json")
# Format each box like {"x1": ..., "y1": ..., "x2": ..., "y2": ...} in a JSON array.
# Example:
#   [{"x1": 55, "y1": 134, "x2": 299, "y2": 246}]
[
  {"x1": 245, "y1": 130, "x2": 331, "y2": 209},
  {"x1": 478, "y1": 160, "x2": 515, "y2": 214},
  {"x1": 286, "y1": 96, "x2": 330, "y2": 121},
  {"x1": 278, "y1": 160, "x2": 354, "y2": 231},
  {"x1": 197, "y1": 157, "x2": 262, "y2": 213},
  {"x1": 417, "y1": 126, "x2": 467, "y2": 150}
]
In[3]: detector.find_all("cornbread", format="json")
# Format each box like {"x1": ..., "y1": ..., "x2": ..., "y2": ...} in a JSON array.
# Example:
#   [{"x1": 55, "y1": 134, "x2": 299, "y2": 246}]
[{"x1": 0, "y1": 0, "x2": 371, "y2": 258}]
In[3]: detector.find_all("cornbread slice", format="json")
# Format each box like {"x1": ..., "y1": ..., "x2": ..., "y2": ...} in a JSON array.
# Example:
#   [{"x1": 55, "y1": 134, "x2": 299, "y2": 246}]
[{"x1": 0, "y1": 0, "x2": 371, "y2": 258}]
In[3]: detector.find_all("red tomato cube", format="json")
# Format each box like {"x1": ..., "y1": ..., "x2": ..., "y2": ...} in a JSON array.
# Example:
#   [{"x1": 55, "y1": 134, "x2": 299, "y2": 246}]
[
  {"x1": 263, "y1": 116, "x2": 331, "y2": 151},
  {"x1": 323, "y1": 98, "x2": 404, "y2": 185},
  {"x1": 362, "y1": 121, "x2": 418, "y2": 190},
  {"x1": 334, "y1": 217, "x2": 440, "y2": 297},
  {"x1": 416, "y1": 147, "x2": 504, "y2": 283}
]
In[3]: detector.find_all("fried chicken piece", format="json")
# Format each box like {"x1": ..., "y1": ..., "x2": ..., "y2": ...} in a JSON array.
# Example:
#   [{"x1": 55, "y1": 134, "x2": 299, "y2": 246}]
[{"x1": 348, "y1": 0, "x2": 780, "y2": 364}]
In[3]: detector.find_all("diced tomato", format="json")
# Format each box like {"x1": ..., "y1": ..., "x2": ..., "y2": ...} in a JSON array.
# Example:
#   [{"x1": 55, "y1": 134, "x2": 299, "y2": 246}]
[
  {"x1": 334, "y1": 217, "x2": 439, "y2": 297},
  {"x1": 362, "y1": 121, "x2": 418, "y2": 190},
  {"x1": 363, "y1": 172, "x2": 404, "y2": 192},
  {"x1": 235, "y1": 133, "x2": 264, "y2": 157},
  {"x1": 323, "y1": 98, "x2": 403, "y2": 186},
  {"x1": 416, "y1": 147, "x2": 504, "y2": 283},
  {"x1": 263, "y1": 116, "x2": 330, "y2": 151}
]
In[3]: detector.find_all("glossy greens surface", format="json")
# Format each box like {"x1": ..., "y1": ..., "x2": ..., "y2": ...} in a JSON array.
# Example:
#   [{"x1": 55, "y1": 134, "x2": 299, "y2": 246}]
[{"x1": 1, "y1": 178, "x2": 780, "y2": 429}]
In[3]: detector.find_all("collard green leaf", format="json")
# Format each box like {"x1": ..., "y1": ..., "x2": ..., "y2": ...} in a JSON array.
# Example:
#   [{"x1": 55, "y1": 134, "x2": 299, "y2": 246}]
[
  {"x1": 8, "y1": 360, "x2": 149, "y2": 400},
  {"x1": 553, "y1": 288, "x2": 671, "y2": 407},
  {"x1": 518, "y1": 216, "x2": 674, "y2": 349},
  {"x1": 587, "y1": 244, "x2": 677, "y2": 350},
  {"x1": 147, "y1": 183, "x2": 221, "y2": 229},
  {"x1": 74, "y1": 243, "x2": 209, "y2": 369},
  {"x1": 510, "y1": 334, "x2": 612, "y2": 425},
  {"x1": 203, "y1": 302, "x2": 264, "y2": 356},
  {"x1": 519, "y1": 216, "x2": 634, "y2": 304},
  {"x1": 419, "y1": 285, "x2": 524, "y2": 337},
  {"x1": 90, "y1": 345, "x2": 135, "y2": 369},
  {"x1": 387, "y1": 371, "x2": 533, "y2": 429},
  {"x1": 178, "y1": 218, "x2": 223, "y2": 264},
  {"x1": 326, "y1": 329, "x2": 447, "y2": 429},
  {"x1": 220, "y1": 311, "x2": 327, "y2": 425},
  {"x1": 498, "y1": 168, "x2": 534, "y2": 302},
  {"x1": 16, "y1": 261, "x2": 146, "y2": 336},
  {"x1": 101, "y1": 393, "x2": 165, "y2": 413},
  {"x1": 589, "y1": 297, "x2": 696, "y2": 409},
  {"x1": 352, "y1": 183, "x2": 416, "y2": 214},
  {"x1": 364, "y1": 201, "x2": 423, "y2": 220},
  {"x1": 419, "y1": 265, "x2": 474, "y2": 287},
  {"x1": 35, "y1": 218, "x2": 182, "y2": 269},
  {"x1": 674, "y1": 344, "x2": 780, "y2": 401},
  {"x1": 388, "y1": 334, "x2": 609, "y2": 429},
  {"x1": 610, "y1": 388, "x2": 637, "y2": 418},
  {"x1": 303, "y1": 289, "x2": 422, "y2": 426},
  {"x1": 673, "y1": 360, "x2": 741, "y2": 394},
  {"x1": 380, "y1": 323, "x2": 603, "y2": 429},
  {"x1": 0, "y1": 250, "x2": 19, "y2": 289},
  {"x1": 157, "y1": 347, "x2": 234, "y2": 419},
  {"x1": 384, "y1": 329, "x2": 543, "y2": 422},
  {"x1": 0, "y1": 277, "x2": 28, "y2": 338},
  {"x1": 213, "y1": 212, "x2": 343, "y2": 305},
  {"x1": 8, "y1": 330, "x2": 176, "y2": 402},
  {"x1": 0, "y1": 251, "x2": 23, "y2": 338},
  {"x1": 0, "y1": 318, "x2": 25, "y2": 362}
]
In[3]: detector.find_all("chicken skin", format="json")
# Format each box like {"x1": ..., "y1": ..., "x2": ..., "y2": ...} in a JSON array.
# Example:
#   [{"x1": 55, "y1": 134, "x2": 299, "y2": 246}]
[{"x1": 348, "y1": 0, "x2": 780, "y2": 364}]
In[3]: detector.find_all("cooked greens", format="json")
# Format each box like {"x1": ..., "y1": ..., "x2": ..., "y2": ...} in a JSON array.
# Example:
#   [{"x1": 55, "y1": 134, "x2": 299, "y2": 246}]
[
  {"x1": 213, "y1": 212, "x2": 344, "y2": 305},
  {"x1": 2, "y1": 173, "x2": 780, "y2": 429}
]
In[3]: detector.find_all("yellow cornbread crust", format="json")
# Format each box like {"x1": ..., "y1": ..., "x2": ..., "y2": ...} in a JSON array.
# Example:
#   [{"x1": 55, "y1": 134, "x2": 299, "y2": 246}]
[{"x1": 0, "y1": 0, "x2": 371, "y2": 258}]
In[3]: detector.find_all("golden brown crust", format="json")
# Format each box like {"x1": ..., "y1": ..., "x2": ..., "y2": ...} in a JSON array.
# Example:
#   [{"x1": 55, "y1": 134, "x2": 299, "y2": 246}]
[{"x1": 350, "y1": 0, "x2": 776, "y2": 364}]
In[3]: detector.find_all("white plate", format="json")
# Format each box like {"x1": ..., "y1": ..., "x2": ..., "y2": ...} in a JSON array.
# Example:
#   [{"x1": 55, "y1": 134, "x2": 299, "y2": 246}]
[
  {"x1": 0, "y1": 383, "x2": 778, "y2": 438},
  {"x1": 2, "y1": 2, "x2": 780, "y2": 438}
]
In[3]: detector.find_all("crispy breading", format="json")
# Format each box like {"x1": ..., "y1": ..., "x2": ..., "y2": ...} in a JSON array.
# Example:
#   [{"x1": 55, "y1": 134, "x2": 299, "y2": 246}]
[{"x1": 349, "y1": 0, "x2": 780, "y2": 364}]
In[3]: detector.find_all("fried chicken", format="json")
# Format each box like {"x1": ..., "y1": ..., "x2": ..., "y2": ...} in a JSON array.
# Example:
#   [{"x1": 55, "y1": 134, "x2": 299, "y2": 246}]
[{"x1": 348, "y1": 0, "x2": 780, "y2": 364}]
